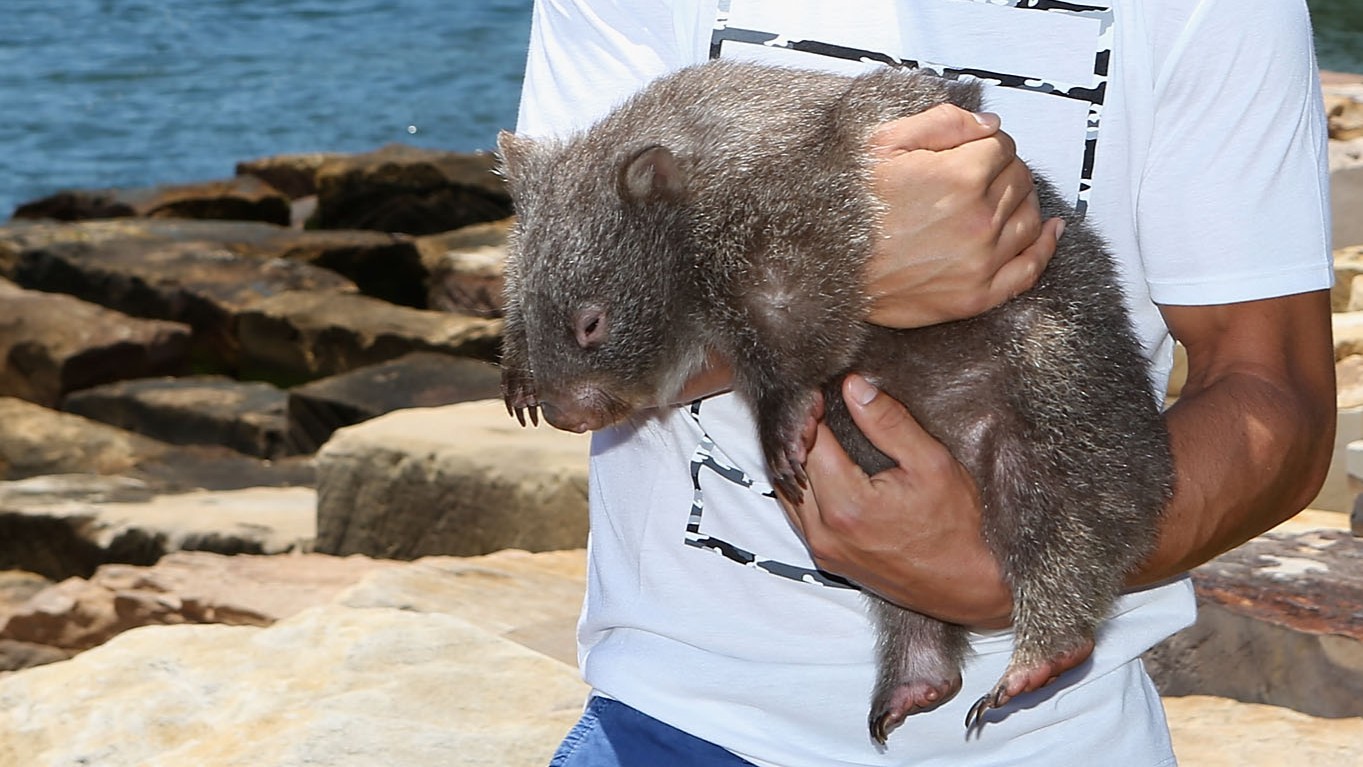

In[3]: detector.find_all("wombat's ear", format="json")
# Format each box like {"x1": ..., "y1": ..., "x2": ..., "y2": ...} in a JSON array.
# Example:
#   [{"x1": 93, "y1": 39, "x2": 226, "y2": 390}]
[
  {"x1": 496, "y1": 130, "x2": 535, "y2": 180},
  {"x1": 619, "y1": 145, "x2": 686, "y2": 202}
]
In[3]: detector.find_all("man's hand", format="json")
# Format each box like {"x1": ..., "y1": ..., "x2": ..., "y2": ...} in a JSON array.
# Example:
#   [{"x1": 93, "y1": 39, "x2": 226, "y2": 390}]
[
  {"x1": 866, "y1": 105, "x2": 1063, "y2": 329},
  {"x1": 782, "y1": 374, "x2": 1014, "y2": 629}
]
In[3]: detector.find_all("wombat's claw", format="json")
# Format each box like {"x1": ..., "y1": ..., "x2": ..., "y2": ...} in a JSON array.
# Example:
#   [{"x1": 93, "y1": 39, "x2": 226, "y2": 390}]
[
  {"x1": 869, "y1": 675, "x2": 962, "y2": 745},
  {"x1": 770, "y1": 447, "x2": 809, "y2": 504},
  {"x1": 964, "y1": 682, "x2": 1015, "y2": 730},
  {"x1": 964, "y1": 638, "x2": 1096, "y2": 729}
]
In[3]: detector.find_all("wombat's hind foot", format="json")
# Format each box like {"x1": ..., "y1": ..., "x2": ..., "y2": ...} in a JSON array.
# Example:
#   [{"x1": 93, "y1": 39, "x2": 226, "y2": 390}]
[
  {"x1": 964, "y1": 637, "x2": 1095, "y2": 729},
  {"x1": 869, "y1": 671, "x2": 963, "y2": 745}
]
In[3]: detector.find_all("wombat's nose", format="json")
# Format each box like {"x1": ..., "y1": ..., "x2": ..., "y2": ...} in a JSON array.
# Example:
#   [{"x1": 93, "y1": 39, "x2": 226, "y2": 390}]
[{"x1": 573, "y1": 306, "x2": 609, "y2": 349}]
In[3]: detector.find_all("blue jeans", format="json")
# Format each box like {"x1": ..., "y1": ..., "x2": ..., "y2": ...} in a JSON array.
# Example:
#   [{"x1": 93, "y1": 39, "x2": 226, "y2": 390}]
[{"x1": 549, "y1": 696, "x2": 758, "y2": 766}]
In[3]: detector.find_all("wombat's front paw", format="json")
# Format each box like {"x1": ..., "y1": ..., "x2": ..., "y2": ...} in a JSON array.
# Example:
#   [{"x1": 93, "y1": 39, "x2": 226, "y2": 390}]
[
  {"x1": 870, "y1": 670, "x2": 963, "y2": 745},
  {"x1": 501, "y1": 366, "x2": 540, "y2": 427},
  {"x1": 964, "y1": 637, "x2": 1095, "y2": 729}
]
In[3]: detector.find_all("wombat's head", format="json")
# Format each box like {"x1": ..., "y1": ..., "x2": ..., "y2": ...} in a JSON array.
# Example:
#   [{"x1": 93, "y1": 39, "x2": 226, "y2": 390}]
[{"x1": 496, "y1": 131, "x2": 710, "y2": 432}]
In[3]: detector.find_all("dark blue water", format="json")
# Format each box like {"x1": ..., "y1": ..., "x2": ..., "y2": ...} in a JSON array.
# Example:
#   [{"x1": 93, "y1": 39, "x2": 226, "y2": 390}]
[
  {"x1": 1, "y1": 0, "x2": 1358, "y2": 218},
  {"x1": 1, "y1": 0, "x2": 533, "y2": 216}
]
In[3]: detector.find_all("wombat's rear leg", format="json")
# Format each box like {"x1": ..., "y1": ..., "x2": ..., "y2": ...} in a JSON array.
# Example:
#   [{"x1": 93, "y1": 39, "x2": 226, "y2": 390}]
[
  {"x1": 868, "y1": 596, "x2": 969, "y2": 744},
  {"x1": 964, "y1": 480, "x2": 1122, "y2": 727},
  {"x1": 750, "y1": 384, "x2": 824, "y2": 502}
]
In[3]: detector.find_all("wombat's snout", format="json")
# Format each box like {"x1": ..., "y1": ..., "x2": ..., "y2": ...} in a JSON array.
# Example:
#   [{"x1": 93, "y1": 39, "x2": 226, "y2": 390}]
[
  {"x1": 573, "y1": 306, "x2": 609, "y2": 349},
  {"x1": 538, "y1": 396, "x2": 610, "y2": 433}
]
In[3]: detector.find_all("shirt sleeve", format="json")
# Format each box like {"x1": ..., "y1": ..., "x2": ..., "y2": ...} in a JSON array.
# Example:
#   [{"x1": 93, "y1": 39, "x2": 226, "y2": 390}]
[
  {"x1": 1136, "y1": 0, "x2": 1333, "y2": 306},
  {"x1": 515, "y1": 0, "x2": 694, "y2": 139}
]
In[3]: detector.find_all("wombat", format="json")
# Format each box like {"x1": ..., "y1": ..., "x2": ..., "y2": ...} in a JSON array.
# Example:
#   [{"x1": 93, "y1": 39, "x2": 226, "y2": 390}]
[{"x1": 496, "y1": 59, "x2": 1173, "y2": 744}]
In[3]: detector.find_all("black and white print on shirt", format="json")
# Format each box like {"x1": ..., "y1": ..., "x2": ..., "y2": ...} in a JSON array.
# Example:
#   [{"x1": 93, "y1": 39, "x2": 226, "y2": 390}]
[{"x1": 683, "y1": 0, "x2": 1115, "y2": 590}]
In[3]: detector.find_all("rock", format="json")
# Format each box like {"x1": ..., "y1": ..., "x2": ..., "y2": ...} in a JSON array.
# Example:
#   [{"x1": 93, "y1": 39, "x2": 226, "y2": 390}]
[
  {"x1": 1165, "y1": 695, "x2": 1363, "y2": 767},
  {"x1": 287, "y1": 352, "x2": 502, "y2": 453},
  {"x1": 315, "y1": 400, "x2": 589, "y2": 560},
  {"x1": 3, "y1": 225, "x2": 356, "y2": 372},
  {"x1": 0, "y1": 480, "x2": 316, "y2": 580},
  {"x1": 1333, "y1": 311, "x2": 1363, "y2": 361},
  {"x1": 0, "y1": 279, "x2": 192, "y2": 407},
  {"x1": 0, "y1": 604, "x2": 586, "y2": 767},
  {"x1": 61, "y1": 376, "x2": 292, "y2": 459},
  {"x1": 416, "y1": 218, "x2": 512, "y2": 316},
  {"x1": 0, "y1": 639, "x2": 71, "y2": 672},
  {"x1": 235, "y1": 291, "x2": 501, "y2": 383},
  {"x1": 1325, "y1": 82, "x2": 1363, "y2": 142},
  {"x1": 1331, "y1": 245, "x2": 1363, "y2": 312},
  {"x1": 1339, "y1": 355, "x2": 1363, "y2": 409},
  {"x1": 0, "y1": 551, "x2": 396, "y2": 653},
  {"x1": 267, "y1": 228, "x2": 427, "y2": 308},
  {"x1": 0, "y1": 550, "x2": 588, "y2": 767},
  {"x1": 12, "y1": 176, "x2": 291, "y2": 226},
  {"x1": 0, "y1": 398, "x2": 313, "y2": 490},
  {"x1": 1333, "y1": 137, "x2": 1363, "y2": 173},
  {"x1": 309, "y1": 144, "x2": 512, "y2": 235},
  {"x1": 234, "y1": 152, "x2": 343, "y2": 200},
  {"x1": 1334, "y1": 164, "x2": 1363, "y2": 249},
  {"x1": 1144, "y1": 529, "x2": 1363, "y2": 718}
]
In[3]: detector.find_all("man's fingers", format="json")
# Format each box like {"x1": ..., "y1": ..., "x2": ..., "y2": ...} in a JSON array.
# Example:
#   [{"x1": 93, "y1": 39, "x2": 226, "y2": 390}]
[
  {"x1": 869, "y1": 104, "x2": 1001, "y2": 156},
  {"x1": 987, "y1": 217, "x2": 1064, "y2": 302}
]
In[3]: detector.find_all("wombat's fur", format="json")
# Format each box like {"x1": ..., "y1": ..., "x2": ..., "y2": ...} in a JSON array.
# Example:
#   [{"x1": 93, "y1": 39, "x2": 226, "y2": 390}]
[{"x1": 497, "y1": 59, "x2": 1173, "y2": 743}]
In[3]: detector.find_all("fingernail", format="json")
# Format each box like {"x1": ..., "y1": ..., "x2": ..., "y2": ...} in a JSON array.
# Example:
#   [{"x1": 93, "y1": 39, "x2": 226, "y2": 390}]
[
  {"x1": 1055, "y1": 218, "x2": 1066, "y2": 240},
  {"x1": 847, "y1": 375, "x2": 879, "y2": 406},
  {"x1": 972, "y1": 111, "x2": 1000, "y2": 129}
]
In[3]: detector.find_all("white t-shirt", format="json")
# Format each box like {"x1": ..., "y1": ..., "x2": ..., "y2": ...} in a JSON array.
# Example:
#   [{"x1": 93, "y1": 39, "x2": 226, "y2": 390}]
[{"x1": 515, "y1": 1, "x2": 1332, "y2": 765}]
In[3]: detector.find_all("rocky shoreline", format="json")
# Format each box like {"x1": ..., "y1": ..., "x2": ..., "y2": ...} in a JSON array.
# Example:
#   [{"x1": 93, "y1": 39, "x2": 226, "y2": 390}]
[{"x1": 0, "y1": 75, "x2": 1362, "y2": 765}]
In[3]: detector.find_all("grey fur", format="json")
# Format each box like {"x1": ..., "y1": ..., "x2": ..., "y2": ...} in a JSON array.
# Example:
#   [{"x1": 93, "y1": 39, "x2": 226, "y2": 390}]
[{"x1": 497, "y1": 59, "x2": 1173, "y2": 744}]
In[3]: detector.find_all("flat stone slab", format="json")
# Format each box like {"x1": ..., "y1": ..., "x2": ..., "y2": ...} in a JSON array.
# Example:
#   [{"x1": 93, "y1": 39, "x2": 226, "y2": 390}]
[
  {"x1": 0, "y1": 397, "x2": 313, "y2": 490},
  {"x1": 416, "y1": 218, "x2": 512, "y2": 317},
  {"x1": 314, "y1": 399, "x2": 589, "y2": 560},
  {"x1": 309, "y1": 144, "x2": 512, "y2": 235},
  {"x1": 235, "y1": 291, "x2": 501, "y2": 382},
  {"x1": 287, "y1": 352, "x2": 502, "y2": 453},
  {"x1": 62, "y1": 376, "x2": 292, "y2": 459},
  {"x1": 12, "y1": 176, "x2": 290, "y2": 226},
  {"x1": 0, "y1": 280, "x2": 191, "y2": 407},
  {"x1": 1145, "y1": 528, "x2": 1363, "y2": 718},
  {"x1": 0, "y1": 481, "x2": 316, "y2": 580},
  {"x1": 0, "y1": 551, "x2": 398, "y2": 653},
  {"x1": 1165, "y1": 695, "x2": 1363, "y2": 767}
]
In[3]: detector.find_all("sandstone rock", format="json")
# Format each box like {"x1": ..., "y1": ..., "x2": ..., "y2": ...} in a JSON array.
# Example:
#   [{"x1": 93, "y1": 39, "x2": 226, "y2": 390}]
[
  {"x1": 62, "y1": 376, "x2": 291, "y2": 458},
  {"x1": 287, "y1": 352, "x2": 502, "y2": 453},
  {"x1": 267, "y1": 228, "x2": 427, "y2": 308},
  {"x1": 1333, "y1": 137, "x2": 1363, "y2": 173},
  {"x1": 1325, "y1": 82, "x2": 1363, "y2": 142},
  {"x1": 0, "y1": 551, "x2": 395, "y2": 653},
  {"x1": 235, "y1": 291, "x2": 501, "y2": 382},
  {"x1": 1339, "y1": 355, "x2": 1363, "y2": 409},
  {"x1": 1330, "y1": 245, "x2": 1363, "y2": 312},
  {"x1": 1334, "y1": 164, "x2": 1363, "y2": 249},
  {"x1": 1333, "y1": 311, "x2": 1363, "y2": 361},
  {"x1": 0, "y1": 639, "x2": 71, "y2": 673},
  {"x1": 315, "y1": 400, "x2": 589, "y2": 560},
  {"x1": 1165, "y1": 695, "x2": 1363, "y2": 767},
  {"x1": 1144, "y1": 529, "x2": 1363, "y2": 718},
  {"x1": 0, "y1": 280, "x2": 191, "y2": 407},
  {"x1": 0, "y1": 398, "x2": 312, "y2": 490},
  {"x1": 235, "y1": 152, "x2": 343, "y2": 200},
  {"x1": 5, "y1": 228, "x2": 355, "y2": 372},
  {"x1": 0, "y1": 481, "x2": 316, "y2": 580},
  {"x1": 309, "y1": 144, "x2": 512, "y2": 235},
  {"x1": 416, "y1": 218, "x2": 512, "y2": 316},
  {"x1": 12, "y1": 176, "x2": 290, "y2": 226},
  {"x1": 0, "y1": 603, "x2": 586, "y2": 767},
  {"x1": 1318, "y1": 405, "x2": 1363, "y2": 513}
]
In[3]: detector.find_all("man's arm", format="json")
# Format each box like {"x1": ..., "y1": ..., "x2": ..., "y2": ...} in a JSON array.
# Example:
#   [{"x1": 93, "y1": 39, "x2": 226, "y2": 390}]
[{"x1": 788, "y1": 290, "x2": 1336, "y2": 628}]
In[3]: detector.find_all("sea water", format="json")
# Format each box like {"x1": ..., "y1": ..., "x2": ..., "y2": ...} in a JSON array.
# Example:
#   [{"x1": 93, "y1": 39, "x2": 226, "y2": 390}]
[{"x1": 1, "y1": 0, "x2": 1358, "y2": 217}]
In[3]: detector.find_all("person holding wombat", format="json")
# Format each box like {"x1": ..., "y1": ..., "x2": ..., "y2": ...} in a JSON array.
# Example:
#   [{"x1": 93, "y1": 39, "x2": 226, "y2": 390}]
[{"x1": 507, "y1": 1, "x2": 1335, "y2": 765}]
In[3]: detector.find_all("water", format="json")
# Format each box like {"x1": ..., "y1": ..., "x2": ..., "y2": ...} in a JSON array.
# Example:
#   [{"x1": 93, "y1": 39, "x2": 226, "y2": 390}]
[
  {"x1": 1, "y1": 0, "x2": 1358, "y2": 218},
  {"x1": 1, "y1": 0, "x2": 533, "y2": 216}
]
